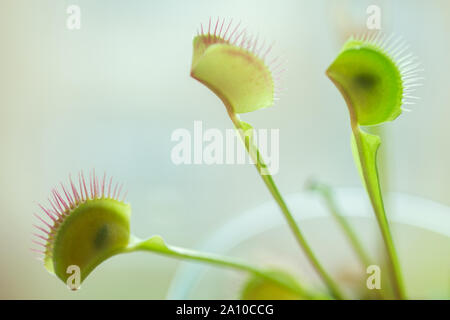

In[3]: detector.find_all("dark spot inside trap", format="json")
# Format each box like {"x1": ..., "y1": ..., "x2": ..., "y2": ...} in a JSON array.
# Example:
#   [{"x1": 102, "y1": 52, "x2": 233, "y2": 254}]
[
  {"x1": 353, "y1": 73, "x2": 378, "y2": 90},
  {"x1": 94, "y1": 225, "x2": 109, "y2": 249}
]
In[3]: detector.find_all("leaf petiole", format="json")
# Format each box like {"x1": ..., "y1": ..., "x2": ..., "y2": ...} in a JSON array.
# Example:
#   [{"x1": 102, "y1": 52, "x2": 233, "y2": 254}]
[
  {"x1": 351, "y1": 123, "x2": 406, "y2": 300},
  {"x1": 125, "y1": 235, "x2": 318, "y2": 299},
  {"x1": 307, "y1": 181, "x2": 373, "y2": 269}
]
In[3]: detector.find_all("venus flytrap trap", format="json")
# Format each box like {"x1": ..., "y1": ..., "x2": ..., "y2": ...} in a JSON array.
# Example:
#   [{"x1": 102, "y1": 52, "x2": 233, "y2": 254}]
[
  {"x1": 32, "y1": 171, "x2": 130, "y2": 284},
  {"x1": 326, "y1": 33, "x2": 422, "y2": 300},
  {"x1": 33, "y1": 170, "x2": 317, "y2": 298},
  {"x1": 190, "y1": 18, "x2": 344, "y2": 299}
]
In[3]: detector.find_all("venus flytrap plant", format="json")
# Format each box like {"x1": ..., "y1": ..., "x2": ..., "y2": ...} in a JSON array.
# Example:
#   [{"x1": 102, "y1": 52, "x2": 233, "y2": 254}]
[
  {"x1": 190, "y1": 18, "x2": 344, "y2": 299},
  {"x1": 326, "y1": 33, "x2": 422, "y2": 300},
  {"x1": 33, "y1": 170, "x2": 316, "y2": 298}
]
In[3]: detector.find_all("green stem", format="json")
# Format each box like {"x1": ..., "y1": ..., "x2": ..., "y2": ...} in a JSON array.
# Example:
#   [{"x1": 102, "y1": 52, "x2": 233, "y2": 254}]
[
  {"x1": 308, "y1": 181, "x2": 372, "y2": 268},
  {"x1": 227, "y1": 110, "x2": 345, "y2": 300},
  {"x1": 351, "y1": 123, "x2": 406, "y2": 299},
  {"x1": 125, "y1": 236, "x2": 317, "y2": 299}
]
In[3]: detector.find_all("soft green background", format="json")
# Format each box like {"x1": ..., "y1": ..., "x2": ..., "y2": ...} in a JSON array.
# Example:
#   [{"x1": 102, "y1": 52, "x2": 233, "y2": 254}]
[{"x1": 0, "y1": 0, "x2": 448, "y2": 299}]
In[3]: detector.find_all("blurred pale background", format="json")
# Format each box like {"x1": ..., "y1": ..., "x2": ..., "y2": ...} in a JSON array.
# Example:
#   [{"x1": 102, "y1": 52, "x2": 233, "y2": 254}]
[{"x1": 0, "y1": 0, "x2": 448, "y2": 298}]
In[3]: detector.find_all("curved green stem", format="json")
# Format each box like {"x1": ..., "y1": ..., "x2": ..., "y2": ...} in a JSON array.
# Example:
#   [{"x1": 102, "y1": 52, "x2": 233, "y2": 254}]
[
  {"x1": 351, "y1": 122, "x2": 406, "y2": 299},
  {"x1": 125, "y1": 235, "x2": 317, "y2": 299},
  {"x1": 226, "y1": 110, "x2": 345, "y2": 300},
  {"x1": 308, "y1": 181, "x2": 373, "y2": 268}
]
